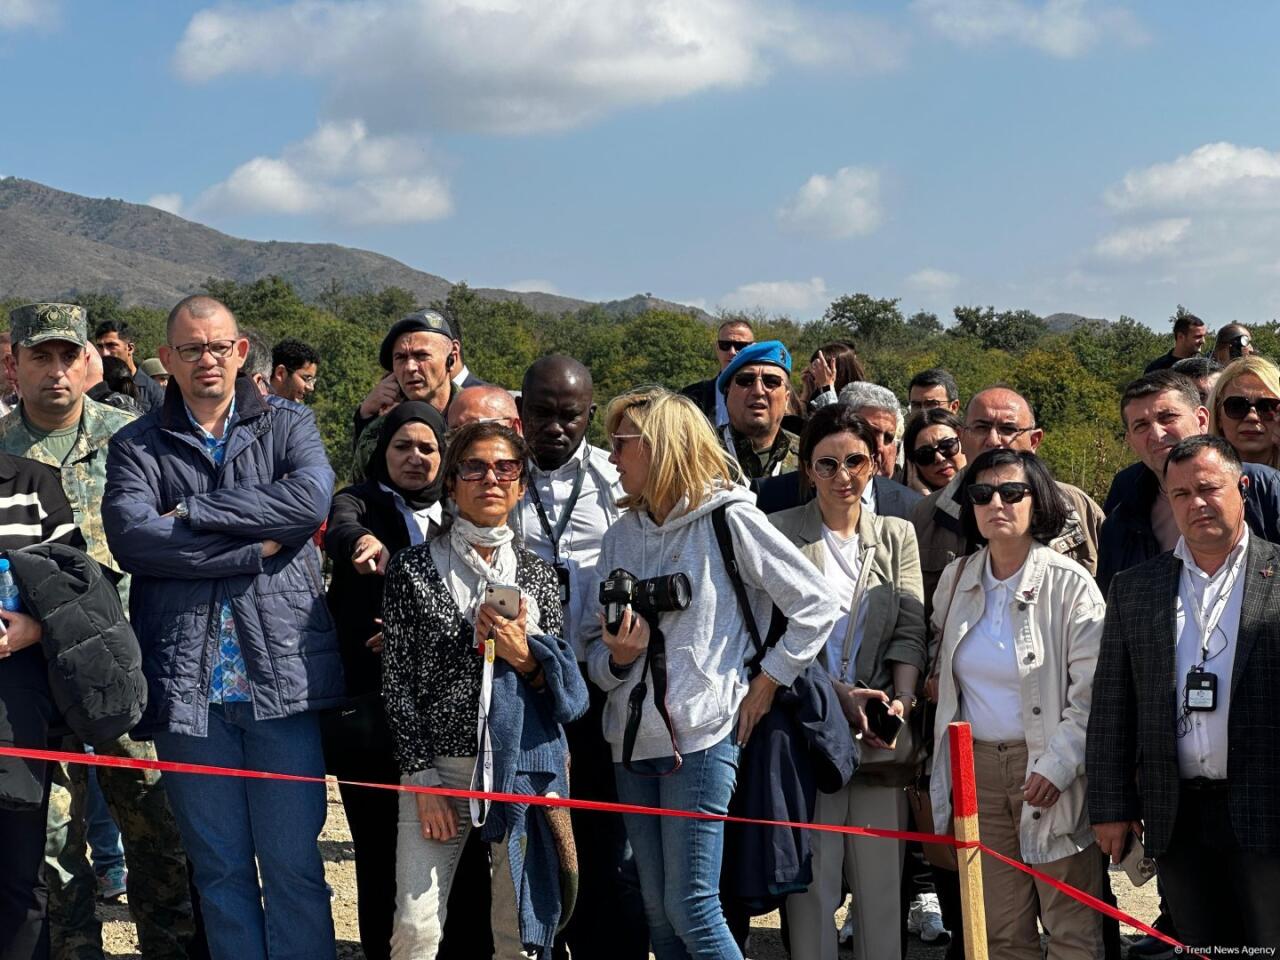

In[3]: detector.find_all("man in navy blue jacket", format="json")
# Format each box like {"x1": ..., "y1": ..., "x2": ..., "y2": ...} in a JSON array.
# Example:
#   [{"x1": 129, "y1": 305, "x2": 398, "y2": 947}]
[
  {"x1": 1099, "y1": 370, "x2": 1280, "y2": 596},
  {"x1": 104, "y1": 295, "x2": 342, "y2": 960}
]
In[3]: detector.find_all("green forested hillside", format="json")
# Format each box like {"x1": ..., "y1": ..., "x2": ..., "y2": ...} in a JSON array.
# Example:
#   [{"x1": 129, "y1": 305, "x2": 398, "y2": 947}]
[{"x1": 7, "y1": 279, "x2": 1272, "y2": 502}]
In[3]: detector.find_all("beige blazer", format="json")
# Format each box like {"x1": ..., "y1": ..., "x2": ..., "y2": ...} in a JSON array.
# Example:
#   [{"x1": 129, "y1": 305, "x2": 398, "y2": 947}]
[{"x1": 769, "y1": 499, "x2": 927, "y2": 692}]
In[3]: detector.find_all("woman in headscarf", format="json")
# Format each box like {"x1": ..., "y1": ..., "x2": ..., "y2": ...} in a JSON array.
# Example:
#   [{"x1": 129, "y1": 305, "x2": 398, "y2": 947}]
[
  {"x1": 382, "y1": 421, "x2": 587, "y2": 959},
  {"x1": 322, "y1": 401, "x2": 447, "y2": 960}
]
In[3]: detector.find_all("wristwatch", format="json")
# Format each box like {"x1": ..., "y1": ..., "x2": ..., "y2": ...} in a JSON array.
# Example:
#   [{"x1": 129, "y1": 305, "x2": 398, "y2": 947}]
[
  {"x1": 174, "y1": 500, "x2": 190, "y2": 521},
  {"x1": 892, "y1": 692, "x2": 918, "y2": 710}
]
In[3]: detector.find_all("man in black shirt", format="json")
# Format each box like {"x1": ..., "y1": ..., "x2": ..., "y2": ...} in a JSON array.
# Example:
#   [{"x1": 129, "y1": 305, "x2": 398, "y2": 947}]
[{"x1": 1145, "y1": 313, "x2": 1207, "y2": 373}]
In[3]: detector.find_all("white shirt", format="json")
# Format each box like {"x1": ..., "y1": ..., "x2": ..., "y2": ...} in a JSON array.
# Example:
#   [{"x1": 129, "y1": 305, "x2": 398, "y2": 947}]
[
  {"x1": 379, "y1": 484, "x2": 443, "y2": 546},
  {"x1": 953, "y1": 556, "x2": 1026, "y2": 742},
  {"x1": 1173, "y1": 527, "x2": 1247, "y2": 780},
  {"x1": 819, "y1": 527, "x2": 871, "y2": 683},
  {"x1": 451, "y1": 364, "x2": 472, "y2": 389},
  {"x1": 517, "y1": 442, "x2": 622, "y2": 660}
]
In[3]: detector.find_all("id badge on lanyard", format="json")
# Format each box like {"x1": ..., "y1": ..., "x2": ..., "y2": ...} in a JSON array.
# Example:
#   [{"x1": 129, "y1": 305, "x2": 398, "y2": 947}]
[
  {"x1": 1181, "y1": 558, "x2": 1239, "y2": 714},
  {"x1": 470, "y1": 630, "x2": 495, "y2": 826}
]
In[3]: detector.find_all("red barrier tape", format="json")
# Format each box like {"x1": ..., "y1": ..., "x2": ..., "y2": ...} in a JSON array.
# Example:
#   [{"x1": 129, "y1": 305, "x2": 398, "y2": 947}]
[{"x1": 0, "y1": 744, "x2": 1202, "y2": 957}]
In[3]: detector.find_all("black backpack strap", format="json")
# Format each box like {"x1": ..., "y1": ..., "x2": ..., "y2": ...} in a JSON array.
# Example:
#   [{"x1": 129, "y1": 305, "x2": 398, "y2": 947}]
[{"x1": 712, "y1": 503, "x2": 789, "y2": 676}]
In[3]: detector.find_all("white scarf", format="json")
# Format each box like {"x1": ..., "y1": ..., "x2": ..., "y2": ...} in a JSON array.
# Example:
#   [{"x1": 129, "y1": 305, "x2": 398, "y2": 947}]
[{"x1": 430, "y1": 517, "x2": 542, "y2": 633}]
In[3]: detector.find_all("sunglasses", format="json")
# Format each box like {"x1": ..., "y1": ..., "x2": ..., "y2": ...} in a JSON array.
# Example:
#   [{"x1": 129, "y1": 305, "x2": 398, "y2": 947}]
[
  {"x1": 717, "y1": 340, "x2": 752, "y2": 353},
  {"x1": 967, "y1": 481, "x2": 1033, "y2": 506},
  {"x1": 1220, "y1": 395, "x2": 1280, "y2": 421},
  {"x1": 811, "y1": 452, "x2": 873, "y2": 479},
  {"x1": 609, "y1": 433, "x2": 643, "y2": 455},
  {"x1": 456, "y1": 458, "x2": 524, "y2": 482},
  {"x1": 909, "y1": 435, "x2": 961, "y2": 467},
  {"x1": 732, "y1": 371, "x2": 786, "y2": 391},
  {"x1": 171, "y1": 339, "x2": 238, "y2": 363}
]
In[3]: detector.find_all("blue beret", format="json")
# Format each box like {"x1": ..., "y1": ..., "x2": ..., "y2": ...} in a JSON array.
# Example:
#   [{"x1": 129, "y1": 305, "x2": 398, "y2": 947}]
[{"x1": 716, "y1": 340, "x2": 792, "y2": 395}]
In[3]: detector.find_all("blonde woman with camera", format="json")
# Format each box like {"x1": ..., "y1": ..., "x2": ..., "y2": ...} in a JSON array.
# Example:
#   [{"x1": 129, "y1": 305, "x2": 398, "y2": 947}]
[{"x1": 582, "y1": 387, "x2": 837, "y2": 960}]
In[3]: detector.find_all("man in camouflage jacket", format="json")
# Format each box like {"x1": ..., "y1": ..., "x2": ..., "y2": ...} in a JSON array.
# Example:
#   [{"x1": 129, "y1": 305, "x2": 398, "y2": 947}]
[{"x1": 0, "y1": 303, "x2": 193, "y2": 960}]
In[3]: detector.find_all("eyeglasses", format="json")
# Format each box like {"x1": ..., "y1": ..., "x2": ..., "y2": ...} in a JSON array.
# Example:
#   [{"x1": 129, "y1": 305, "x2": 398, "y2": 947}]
[
  {"x1": 296, "y1": 374, "x2": 317, "y2": 386},
  {"x1": 909, "y1": 435, "x2": 961, "y2": 467},
  {"x1": 609, "y1": 433, "x2": 643, "y2": 455},
  {"x1": 964, "y1": 421, "x2": 1036, "y2": 442},
  {"x1": 456, "y1": 458, "x2": 524, "y2": 482},
  {"x1": 717, "y1": 340, "x2": 751, "y2": 353},
  {"x1": 908, "y1": 398, "x2": 948, "y2": 413},
  {"x1": 732, "y1": 371, "x2": 786, "y2": 391},
  {"x1": 171, "y1": 340, "x2": 238, "y2": 363},
  {"x1": 967, "y1": 481, "x2": 1033, "y2": 506},
  {"x1": 1220, "y1": 395, "x2": 1280, "y2": 422},
  {"x1": 811, "y1": 453, "x2": 873, "y2": 479}
]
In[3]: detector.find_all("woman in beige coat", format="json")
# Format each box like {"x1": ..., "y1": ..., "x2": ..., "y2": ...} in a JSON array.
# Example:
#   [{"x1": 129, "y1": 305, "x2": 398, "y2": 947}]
[
  {"x1": 929, "y1": 448, "x2": 1105, "y2": 960},
  {"x1": 771, "y1": 403, "x2": 927, "y2": 960}
]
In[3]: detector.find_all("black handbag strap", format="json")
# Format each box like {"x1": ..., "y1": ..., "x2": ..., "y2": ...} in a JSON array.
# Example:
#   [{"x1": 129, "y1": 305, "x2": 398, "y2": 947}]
[{"x1": 711, "y1": 504, "x2": 787, "y2": 675}]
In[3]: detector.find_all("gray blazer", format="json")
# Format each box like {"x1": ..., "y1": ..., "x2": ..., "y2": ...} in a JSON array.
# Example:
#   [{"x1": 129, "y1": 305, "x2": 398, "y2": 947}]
[{"x1": 769, "y1": 499, "x2": 927, "y2": 692}]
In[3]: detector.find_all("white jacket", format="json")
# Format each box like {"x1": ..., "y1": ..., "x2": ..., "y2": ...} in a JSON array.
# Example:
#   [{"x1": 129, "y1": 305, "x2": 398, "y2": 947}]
[{"x1": 928, "y1": 542, "x2": 1103, "y2": 864}]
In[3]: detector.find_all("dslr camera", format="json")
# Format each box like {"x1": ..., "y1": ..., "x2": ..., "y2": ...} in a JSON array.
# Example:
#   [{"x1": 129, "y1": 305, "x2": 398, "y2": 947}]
[{"x1": 599, "y1": 568, "x2": 692, "y2": 634}]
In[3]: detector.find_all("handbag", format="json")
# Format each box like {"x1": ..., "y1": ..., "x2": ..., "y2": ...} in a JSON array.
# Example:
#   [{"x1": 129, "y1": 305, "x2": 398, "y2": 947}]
[{"x1": 905, "y1": 553, "x2": 971, "y2": 871}]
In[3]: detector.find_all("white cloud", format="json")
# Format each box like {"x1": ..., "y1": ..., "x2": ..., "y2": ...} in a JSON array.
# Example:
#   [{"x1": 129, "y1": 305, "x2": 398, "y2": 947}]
[
  {"x1": 505, "y1": 279, "x2": 560, "y2": 295},
  {"x1": 912, "y1": 0, "x2": 1145, "y2": 58},
  {"x1": 146, "y1": 193, "x2": 185, "y2": 216},
  {"x1": 1104, "y1": 142, "x2": 1280, "y2": 213},
  {"x1": 192, "y1": 120, "x2": 451, "y2": 225},
  {"x1": 174, "y1": 0, "x2": 903, "y2": 135},
  {"x1": 0, "y1": 0, "x2": 56, "y2": 29},
  {"x1": 906, "y1": 268, "x2": 961, "y2": 293},
  {"x1": 777, "y1": 166, "x2": 882, "y2": 239},
  {"x1": 720, "y1": 277, "x2": 828, "y2": 315},
  {"x1": 1093, "y1": 218, "x2": 1190, "y2": 262}
]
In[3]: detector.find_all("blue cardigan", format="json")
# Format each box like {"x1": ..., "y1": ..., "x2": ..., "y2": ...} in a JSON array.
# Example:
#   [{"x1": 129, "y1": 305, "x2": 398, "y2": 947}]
[{"x1": 478, "y1": 629, "x2": 588, "y2": 953}]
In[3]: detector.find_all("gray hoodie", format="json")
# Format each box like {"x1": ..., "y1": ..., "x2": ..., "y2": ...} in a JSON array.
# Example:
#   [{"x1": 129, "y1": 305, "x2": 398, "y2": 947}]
[{"x1": 583, "y1": 484, "x2": 839, "y2": 762}]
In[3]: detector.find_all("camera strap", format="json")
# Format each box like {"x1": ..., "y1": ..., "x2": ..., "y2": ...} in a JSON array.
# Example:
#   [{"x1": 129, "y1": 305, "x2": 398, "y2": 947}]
[
  {"x1": 621, "y1": 621, "x2": 682, "y2": 774},
  {"x1": 711, "y1": 504, "x2": 787, "y2": 674}
]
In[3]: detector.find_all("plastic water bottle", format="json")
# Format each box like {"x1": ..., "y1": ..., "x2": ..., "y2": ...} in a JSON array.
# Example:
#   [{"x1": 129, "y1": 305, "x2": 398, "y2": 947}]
[{"x1": 0, "y1": 557, "x2": 21, "y2": 613}]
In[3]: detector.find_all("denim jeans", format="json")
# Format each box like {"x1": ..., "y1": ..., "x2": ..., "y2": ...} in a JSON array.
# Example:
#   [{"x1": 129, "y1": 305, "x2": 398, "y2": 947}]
[
  {"x1": 154, "y1": 703, "x2": 335, "y2": 960},
  {"x1": 84, "y1": 758, "x2": 126, "y2": 876},
  {"x1": 614, "y1": 735, "x2": 741, "y2": 960}
]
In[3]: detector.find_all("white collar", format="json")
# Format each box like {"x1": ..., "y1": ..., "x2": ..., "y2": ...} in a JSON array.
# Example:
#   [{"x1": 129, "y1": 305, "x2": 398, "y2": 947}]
[
  {"x1": 982, "y1": 552, "x2": 1027, "y2": 591},
  {"x1": 1174, "y1": 526, "x2": 1249, "y2": 582},
  {"x1": 378, "y1": 483, "x2": 443, "y2": 523}
]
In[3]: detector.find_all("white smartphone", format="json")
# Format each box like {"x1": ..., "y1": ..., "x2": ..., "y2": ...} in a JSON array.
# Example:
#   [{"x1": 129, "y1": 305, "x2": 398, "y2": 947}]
[{"x1": 484, "y1": 582, "x2": 521, "y2": 619}]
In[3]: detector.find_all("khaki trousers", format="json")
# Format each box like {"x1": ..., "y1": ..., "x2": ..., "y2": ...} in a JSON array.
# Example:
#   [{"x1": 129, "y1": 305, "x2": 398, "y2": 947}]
[
  {"x1": 391, "y1": 756, "x2": 535, "y2": 960},
  {"x1": 973, "y1": 741, "x2": 1104, "y2": 960},
  {"x1": 785, "y1": 778, "x2": 907, "y2": 960}
]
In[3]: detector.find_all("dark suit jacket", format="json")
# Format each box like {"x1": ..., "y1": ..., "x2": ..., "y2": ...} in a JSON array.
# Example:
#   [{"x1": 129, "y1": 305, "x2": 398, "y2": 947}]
[
  {"x1": 1086, "y1": 536, "x2": 1280, "y2": 857},
  {"x1": 679, "y1": 378, "x2": 718, "y2": 422}
]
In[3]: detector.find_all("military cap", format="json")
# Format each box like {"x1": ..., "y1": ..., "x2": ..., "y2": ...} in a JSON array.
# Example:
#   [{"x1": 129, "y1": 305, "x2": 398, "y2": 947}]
[
  {"x1": 379, "y1": 309, "x2": 458, "y2": 370},
  {"x1": 9, "y1": 302, "x2": 88, "y2": 349},
  {"x1": 140, "y1": 357, "x2": 168, "y2": 377}
]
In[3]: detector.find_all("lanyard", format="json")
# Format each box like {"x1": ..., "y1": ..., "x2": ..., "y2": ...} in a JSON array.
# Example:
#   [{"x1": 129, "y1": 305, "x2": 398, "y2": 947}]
[
  {"x1": 527, "y1": 450, "x2": 588, "y2": 564},
  {"x1": 1181, "y1": 550, "x2": 1243, "y2": 663},
  {"x1": 470, "y1": 624, "x2": 495, "y2": 827}
]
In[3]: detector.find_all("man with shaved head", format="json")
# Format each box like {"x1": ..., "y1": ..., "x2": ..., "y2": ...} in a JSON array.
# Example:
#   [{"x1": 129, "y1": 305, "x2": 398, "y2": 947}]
[
  {"x1": 911, "y1": 385, "x2": 1104, "y2": 617},
  {"x1": 105, "y1": 294, "x2": 341, "y2": 959},
  {"x1": 445, "y1": 383, "x2": 522, "y2": 433},
  {"x1": 516, "y1": 355, "x2": 644, "y2": 959}
]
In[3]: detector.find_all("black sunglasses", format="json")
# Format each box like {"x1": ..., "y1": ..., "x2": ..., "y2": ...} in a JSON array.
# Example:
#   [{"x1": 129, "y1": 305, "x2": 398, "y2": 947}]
[
  {"x1": 909, "y1": 435, "x2": 961, "y2": 467},
  {"x1": 717, "y1": 340, "x2": 752, "y2": 353},
  {"x1": 967, "y1": 481, "x2": 1032, "y2": 506},
  {"x1": 1220, "y1": 395, "x2": 1280, "y2": 422},
  {"x1": 732, "y1": 371, "x2": 786, "y2": 391},
  {"x1": 456, "y1": 458, "x2": 524, "y2": 482},
  {"x1": 812, "y1": 453, "x2": 873, "y2": 479}
]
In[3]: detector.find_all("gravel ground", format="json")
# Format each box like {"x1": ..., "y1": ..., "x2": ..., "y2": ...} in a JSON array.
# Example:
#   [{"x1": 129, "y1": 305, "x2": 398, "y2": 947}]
[{"x1": 101, "y1": 782, "x2": 1161, "y2": 958}]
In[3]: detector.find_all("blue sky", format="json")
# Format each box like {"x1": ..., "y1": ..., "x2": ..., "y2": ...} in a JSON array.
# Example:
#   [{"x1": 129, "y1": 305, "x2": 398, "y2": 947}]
[{"x1": 4, "y1": 1, "x2": 1280, "y2": 329}]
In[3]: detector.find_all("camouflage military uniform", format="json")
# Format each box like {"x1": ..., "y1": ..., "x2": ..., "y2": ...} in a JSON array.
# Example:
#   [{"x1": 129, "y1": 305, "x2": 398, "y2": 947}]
[
  {"x1": 3, "y1": 303, "x2": 193, "y2": 960},
  {"x1": 725, "y1": 424, "x2": 801, "y2": 480}
]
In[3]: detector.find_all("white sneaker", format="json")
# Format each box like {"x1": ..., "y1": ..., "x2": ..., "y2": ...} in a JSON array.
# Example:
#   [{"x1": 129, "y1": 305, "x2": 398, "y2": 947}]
[{"x1": 910, "y1": 892, "x2": 951, "y2": 945}]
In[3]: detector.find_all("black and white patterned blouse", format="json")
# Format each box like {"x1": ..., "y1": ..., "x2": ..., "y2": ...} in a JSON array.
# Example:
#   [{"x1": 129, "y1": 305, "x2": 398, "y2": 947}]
[{"x1": 381, "y1": 541, "x2": 564, "y2": 778}]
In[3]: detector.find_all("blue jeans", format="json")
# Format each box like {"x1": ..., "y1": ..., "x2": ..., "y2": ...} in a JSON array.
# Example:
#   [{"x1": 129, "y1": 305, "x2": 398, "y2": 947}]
[
  {"x1": 154, "y1": 703, "x2": 335, "y2": 960},
  {"x1": 614, "y1": 735, "x2": 742, "y2": 960},
  {"x1": 84, "y1": 758, "x2": 126, "y2": 876}
]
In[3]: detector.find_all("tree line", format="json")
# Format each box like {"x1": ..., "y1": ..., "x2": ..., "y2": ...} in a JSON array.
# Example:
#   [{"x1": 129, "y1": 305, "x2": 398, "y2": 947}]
[{"x1": 6, "y1": 279, "x2": 1276, "y2": 502}]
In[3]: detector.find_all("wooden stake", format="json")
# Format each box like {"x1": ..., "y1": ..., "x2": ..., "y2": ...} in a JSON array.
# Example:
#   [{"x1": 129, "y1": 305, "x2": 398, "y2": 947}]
[{"x1": 948, "y1": 721, "x2": 989, "y2": 960}]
